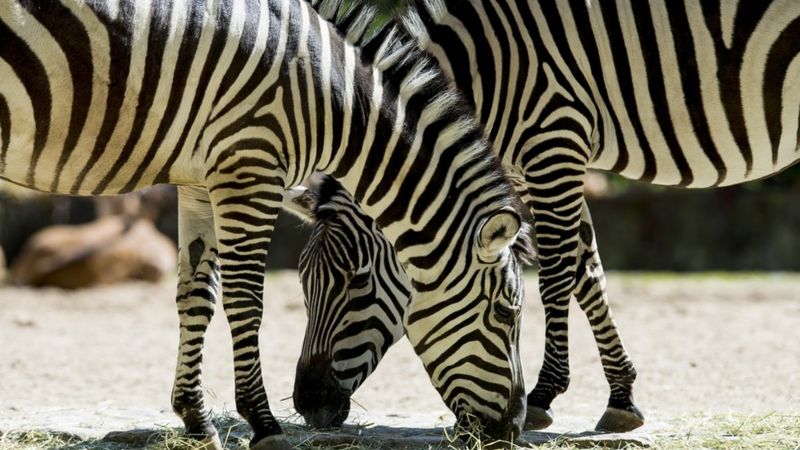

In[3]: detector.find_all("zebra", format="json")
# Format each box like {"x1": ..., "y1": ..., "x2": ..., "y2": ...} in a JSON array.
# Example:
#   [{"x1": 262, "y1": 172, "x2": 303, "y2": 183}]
[
  {"x1": 283, "y1": 176, "x2": 413, "y2": 428},
  {"x1": 296, "y1": 0, "x2": 800, "y2": 433},
  {"x1": 0, "y1": 0, "x2": 537, "y2": 447}
]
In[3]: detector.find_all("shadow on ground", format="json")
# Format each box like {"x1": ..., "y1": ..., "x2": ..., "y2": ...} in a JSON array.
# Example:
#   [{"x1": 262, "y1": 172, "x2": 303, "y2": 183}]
[{"x1": 1, "y1": 416, "x2": 654, "y2": 449}]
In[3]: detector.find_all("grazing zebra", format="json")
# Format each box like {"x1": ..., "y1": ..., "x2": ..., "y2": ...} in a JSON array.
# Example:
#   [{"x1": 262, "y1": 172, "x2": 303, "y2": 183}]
[
  {"x1": 284, "y1": 177, "x2": 413, "y2": 428},
  {"x1": 297, "y1": 0, "x2": 800, "y2": 433},
  {"x1": 0, "y1": 0, "x2": 536, "y2": 447}
]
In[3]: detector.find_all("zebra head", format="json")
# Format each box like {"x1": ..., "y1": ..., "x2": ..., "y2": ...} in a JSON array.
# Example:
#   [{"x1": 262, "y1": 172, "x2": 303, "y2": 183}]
[
  {"x1": 286, "y1": 176, "x2": 535, "y2": 440},
  {"x1": 285, "y1": 177, "x2": 411, "y2": 429},
  {"x1": 401, "y1": 198, "x2": 534, "y2": 441}
]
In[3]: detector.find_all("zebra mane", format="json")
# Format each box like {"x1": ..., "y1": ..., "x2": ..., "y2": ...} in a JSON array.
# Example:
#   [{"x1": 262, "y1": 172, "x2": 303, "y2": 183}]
[{"x1": 308, "y1": 0, "x2": 486, "y2": 165}]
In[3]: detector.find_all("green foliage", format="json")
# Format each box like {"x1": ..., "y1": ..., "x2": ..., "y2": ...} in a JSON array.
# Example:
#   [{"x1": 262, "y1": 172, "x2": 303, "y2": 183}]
[{"x1": 369, "y1": 0, "x2": 411, "y2": 14}]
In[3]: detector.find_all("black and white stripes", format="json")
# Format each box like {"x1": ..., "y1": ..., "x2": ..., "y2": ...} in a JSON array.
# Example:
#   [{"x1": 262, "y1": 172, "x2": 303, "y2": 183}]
[
  {"x1": 284, "y1": 177, "x2": 411, "y2": 428},
  {"x1": 297, "y1": 0, "x2": 800, "y2": 434},
  {"x1": 0, "y1": 0, "x2": 534, "y2": 445}
]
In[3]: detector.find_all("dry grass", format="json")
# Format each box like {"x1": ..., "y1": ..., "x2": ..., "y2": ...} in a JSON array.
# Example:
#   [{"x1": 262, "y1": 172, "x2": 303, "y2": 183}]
[
  {"x1": 0, "y1": 430, "x2": 74, "y2": 450},
  {"x1": 655, "y1": 413, "x2": 800, "y2": 450},
  {"x1": 2, "y1": 413, "x2": 799, "y2": 449}
]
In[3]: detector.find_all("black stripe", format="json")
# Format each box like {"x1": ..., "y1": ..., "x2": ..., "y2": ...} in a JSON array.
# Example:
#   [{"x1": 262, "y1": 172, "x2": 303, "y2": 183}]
[
  {"x1": 564, "y1": 2, "x2": 628, "y2": 173},
  {"x1": 424, "y1": 9, "x2": 475, "y2": 110},
  {"x1": 700, "y1": 0, "x2": 744, "y2": 176},
  {"x1": 492, "y1": 0, "x2": 529, "y2": 154},
  {"x1": 280, "y1": 0, "x2": 304, "y2": 175},
  {"x1": 212, "y1": 0, "x2": 261, "y2": 112},
  {"x1": 450, "y1": 3, "x2": 495, "y2": 123},
  {"x1": 0, "y1": 95, "x2": 9, "y2": 171},
  {"x1": 324, "y1": 21, "x2": 346, "y2": 165},
  {"x1": 307, "y1": 9, "x2": 328, "y2": 174},
  {"x1": 481, "y1": 1, "x2": 511, "y2": 147}
]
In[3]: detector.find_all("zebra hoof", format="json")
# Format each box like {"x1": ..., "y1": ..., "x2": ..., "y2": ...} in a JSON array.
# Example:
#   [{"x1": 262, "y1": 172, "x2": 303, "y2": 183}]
[
  {"x1": 251, "y1": 434, "x2": 293, "y2": 450},
  {"x1": 195, "y1": 432, "x2": 223, "y2": 450},
  {"x1": 595, "y1": 406, "x2": 645, "y2": 432},
  {"x1": 524, "y1": 406, "x2": 554, "y2": 430}
]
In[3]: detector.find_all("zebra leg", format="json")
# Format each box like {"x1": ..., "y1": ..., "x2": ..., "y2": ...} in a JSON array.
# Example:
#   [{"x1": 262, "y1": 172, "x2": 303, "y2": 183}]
[
  {"x1": 207, "y1": 173, "x2": 291, "y2": 450},
  {"x1": 523, "y1": 152, "x2": 587, "y2": 430},
  {"x1": 573, "y1": 202, "x2": 644, "y2": 432},
  {"x1": 172, "y1": 187, "x2": 222, "y2": 449}
]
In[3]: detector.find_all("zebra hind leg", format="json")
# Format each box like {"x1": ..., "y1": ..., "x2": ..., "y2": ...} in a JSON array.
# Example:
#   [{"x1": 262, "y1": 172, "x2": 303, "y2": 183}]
[
  {"x1": 208, "y1": 171, "x2": 291, "y2": 450},
  {"x1": 171, "y1": 187, "x2": 222, "y2": 449},
  {"x1": 573, "y1": 206, "x2": 644, "y2": 432}
]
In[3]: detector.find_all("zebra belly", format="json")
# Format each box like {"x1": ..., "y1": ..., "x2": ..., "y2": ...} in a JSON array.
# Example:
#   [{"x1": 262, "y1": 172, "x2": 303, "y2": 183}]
[{"x1": 588, "y1": 118, "x2": 800, "y2": 189}]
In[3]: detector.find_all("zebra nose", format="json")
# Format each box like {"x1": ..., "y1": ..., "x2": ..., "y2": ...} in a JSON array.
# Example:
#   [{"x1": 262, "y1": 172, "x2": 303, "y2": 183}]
[
  {"x1": 293, "y1": 354, "x2": 351, "y2": 428},
  {"x1": 482, "y1": 388, "x2": 525, "y2": 444}
]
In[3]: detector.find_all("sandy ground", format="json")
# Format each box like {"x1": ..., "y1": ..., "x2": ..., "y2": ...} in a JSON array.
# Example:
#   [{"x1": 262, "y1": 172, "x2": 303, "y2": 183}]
[{"x1": 0, "y1": 272, "x2": 799, "y2": 441}]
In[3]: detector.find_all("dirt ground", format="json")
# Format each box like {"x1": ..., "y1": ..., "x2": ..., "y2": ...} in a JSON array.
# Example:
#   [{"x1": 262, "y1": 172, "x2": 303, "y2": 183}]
[{"x1": 0, "y1": 272, "x2": 799, "y2": 446}]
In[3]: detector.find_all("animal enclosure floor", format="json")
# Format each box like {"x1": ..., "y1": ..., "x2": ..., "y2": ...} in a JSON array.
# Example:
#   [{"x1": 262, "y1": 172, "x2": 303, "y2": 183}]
[{"x1": 0, "y1": 273, "x2": 799, "y2": 448}]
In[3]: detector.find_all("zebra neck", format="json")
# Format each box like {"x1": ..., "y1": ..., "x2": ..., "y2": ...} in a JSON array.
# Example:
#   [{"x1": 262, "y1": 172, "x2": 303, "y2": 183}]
[{"x1": 324, "y1": 66, "x2": 507, "y2": 284}]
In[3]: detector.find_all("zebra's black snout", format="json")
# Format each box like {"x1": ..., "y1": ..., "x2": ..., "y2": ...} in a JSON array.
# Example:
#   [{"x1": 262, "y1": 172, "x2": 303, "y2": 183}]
[
  {"x1": 293, "y1": 354, "x2": 351, "y2": 428},
  {"x1": 473, "y1": 387, "x2": 526, "y2": 445}
]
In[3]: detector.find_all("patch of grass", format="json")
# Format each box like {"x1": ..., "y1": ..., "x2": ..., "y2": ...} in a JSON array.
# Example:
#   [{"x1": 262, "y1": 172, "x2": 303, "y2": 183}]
[
  {"x1": 658, "y1": 413, "x2": 800, "y2": 449},
  {"x1": 0, "y1": 430, "x2": 73, "y2": 450}
]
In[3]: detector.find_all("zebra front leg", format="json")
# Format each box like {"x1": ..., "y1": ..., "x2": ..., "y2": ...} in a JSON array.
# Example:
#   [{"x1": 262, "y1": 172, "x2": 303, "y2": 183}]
[
  {"x1": 172, "y1": 187, "x2": 223, "y2": 449},
  {"x1": 208, "y1": 173, "x2": 291, "y2": 450},
  {"x1": 573, "y1": 202, "x2": 643, "y2": 432},
  {"x1": 523, "y1": 150, "x2": 587, "y2": 430}
]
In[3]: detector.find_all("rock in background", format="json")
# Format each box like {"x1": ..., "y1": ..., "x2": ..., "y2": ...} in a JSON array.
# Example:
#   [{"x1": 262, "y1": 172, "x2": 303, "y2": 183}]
[
  {"x1": 9, "y1": 216, "x2": 177, "y2": 289},
  {"x1": 0, "y1": 184, "x2": 312, "y2": 284}
]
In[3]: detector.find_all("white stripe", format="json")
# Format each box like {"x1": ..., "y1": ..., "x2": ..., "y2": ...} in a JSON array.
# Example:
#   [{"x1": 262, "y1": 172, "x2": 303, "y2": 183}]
[{"x1": 720, "y1": 1, "x2": 737, "y2": 50}]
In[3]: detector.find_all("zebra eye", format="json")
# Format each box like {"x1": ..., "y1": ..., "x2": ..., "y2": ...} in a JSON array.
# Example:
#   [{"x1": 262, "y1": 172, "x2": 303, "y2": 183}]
[
  {"x1": 349, "y1": 271, "x2": 370, "y2": 290},
  {"x1": 494, "y1": 303, "x2": 517, "y2": 324}
]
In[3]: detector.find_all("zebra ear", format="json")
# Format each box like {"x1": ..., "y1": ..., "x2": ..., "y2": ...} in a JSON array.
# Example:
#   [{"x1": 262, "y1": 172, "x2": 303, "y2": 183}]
[
  {"x1": 478, "y1": 207, "x2": 521, "y2": 256},
  {"x1": 283, "y1": 186, "x2": 318, "y2": 223}
]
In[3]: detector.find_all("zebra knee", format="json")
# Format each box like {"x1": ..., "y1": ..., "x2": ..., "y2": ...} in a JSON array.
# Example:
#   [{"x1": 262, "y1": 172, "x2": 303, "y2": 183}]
[{"x1": 528, "y1": 368, "x2": 571, "y2": 409}]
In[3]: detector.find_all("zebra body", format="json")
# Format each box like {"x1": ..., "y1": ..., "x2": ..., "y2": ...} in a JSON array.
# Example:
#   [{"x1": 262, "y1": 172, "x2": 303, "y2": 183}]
[
  {"x1": 478, "y1": 0, "x2": 800, "y2": 188},
  {"x1": 0, "y1": 0, "x2": 535, "y2": 445},
  {"x1": 297, "y1": 0, "x2": 800, "y2": 432}
]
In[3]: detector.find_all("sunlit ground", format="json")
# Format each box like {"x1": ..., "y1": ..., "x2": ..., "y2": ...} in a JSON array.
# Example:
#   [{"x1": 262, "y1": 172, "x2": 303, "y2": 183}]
[{"x1": 1, "y1": 272, "x2": 799, "y2": 449}]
